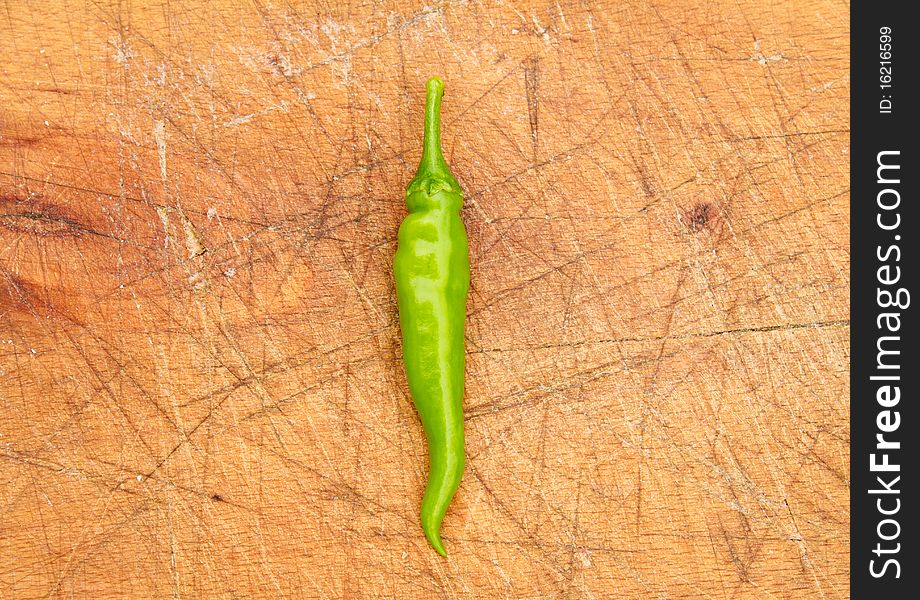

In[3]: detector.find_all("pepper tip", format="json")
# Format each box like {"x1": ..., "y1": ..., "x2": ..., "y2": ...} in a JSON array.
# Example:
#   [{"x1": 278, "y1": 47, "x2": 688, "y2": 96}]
[
  {"x1": 421, "y1": 510, "x2": 449, "y2": 556},
  {"x1": 425, "y1": 528, "x2": 448, "y2": 557}
]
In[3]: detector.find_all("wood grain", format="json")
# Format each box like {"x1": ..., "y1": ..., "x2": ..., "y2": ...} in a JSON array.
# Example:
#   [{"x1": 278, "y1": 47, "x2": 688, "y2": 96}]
[{"x1": 1, "y1": 1, "x2": 849, "y2": 598}]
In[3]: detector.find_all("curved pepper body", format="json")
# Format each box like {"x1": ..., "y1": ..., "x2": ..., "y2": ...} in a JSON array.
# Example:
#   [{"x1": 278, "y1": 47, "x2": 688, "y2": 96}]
[{"x1": 394, "y1": 77, "x2": 469, "y2": 556}]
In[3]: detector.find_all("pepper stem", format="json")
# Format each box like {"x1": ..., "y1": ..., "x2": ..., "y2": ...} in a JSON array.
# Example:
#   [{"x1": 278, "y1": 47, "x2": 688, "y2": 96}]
[{"x1": 413, "y1": 77, "x2": 456, "y2": 184}]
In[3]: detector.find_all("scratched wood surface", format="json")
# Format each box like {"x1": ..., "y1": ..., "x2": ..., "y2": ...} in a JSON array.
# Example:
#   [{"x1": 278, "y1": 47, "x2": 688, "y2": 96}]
[{"x1": 0, "y1": 1, "x2": 849, "y2": 598}]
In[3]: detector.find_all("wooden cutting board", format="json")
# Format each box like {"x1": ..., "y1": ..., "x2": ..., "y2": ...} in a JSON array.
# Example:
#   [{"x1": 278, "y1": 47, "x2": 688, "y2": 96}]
[{"x1": 1, "y1": 1, "x2": 849, "y2": 597}]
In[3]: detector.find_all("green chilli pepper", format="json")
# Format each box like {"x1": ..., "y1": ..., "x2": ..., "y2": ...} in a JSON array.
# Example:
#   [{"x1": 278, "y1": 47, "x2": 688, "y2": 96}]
[{"x1": 394, "y1": 77, "x2": 470, "y2": 556}]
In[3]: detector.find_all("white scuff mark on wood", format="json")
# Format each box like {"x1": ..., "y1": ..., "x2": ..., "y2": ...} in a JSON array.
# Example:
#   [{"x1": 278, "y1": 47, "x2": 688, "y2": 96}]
[
  {"x1": 222, "y1": 101, "x2": 288, "y2": 127},
  {"x1": 153, "y1": 119, "x2": 168, "y2": 187},
  {"x1": 555, "y1": 1, "x2": 569, "y2": 32},
  {"x1": 182, "y1": 217, "x2": 206, "y2": 259},
  {"x1": 245, "y1": 8, "x2": 443, "y2": 86},
  {"x1": 156, "y1": 206, "x2": 172, "y2": 248},
  {"x1": 532, "y1": 14, "x2": 551, "y2": 44},
  {"x1": 808, "y1": 74, "x2": 849, "y2": 93},
  {"x1": 332, "y1": 56, "x2": 352, "y2": 85},
  {"x1": 195, "y1": 63, "x2": 216, "y2": 86},
  {"x1": 188, "y1": 270, "x2": 207, "y2": 291},
  {"x1": 152, "y1": 119, "x2": 207, "y2": 261},
  {"x1": 207, "y1": 207, "x2": 217, "y2": 220},
  {"x1": 116, "y1": 124, "x2": 139, "y2": 145},
  {"x1": 233, "y1": 45, "x2": 302, "y2": 78},
  {"x1": 109, "y1": 37, "x2": 135, "y2": 65},
  {"x1": 751, "y1": 40, "x2": 786, "y2": 65},
  {"x1": 157, "y1": 205, "x2": 206, "y2": 259},
  {"x1": 277, "y1": 53, "x2": 298, "y2": 77},
  {"x1": 224, "y1": 113, "x2": 255, "y2": 127},
  {"x1": 144, "y1": 63, "x2": 168, "y2": 86}
]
